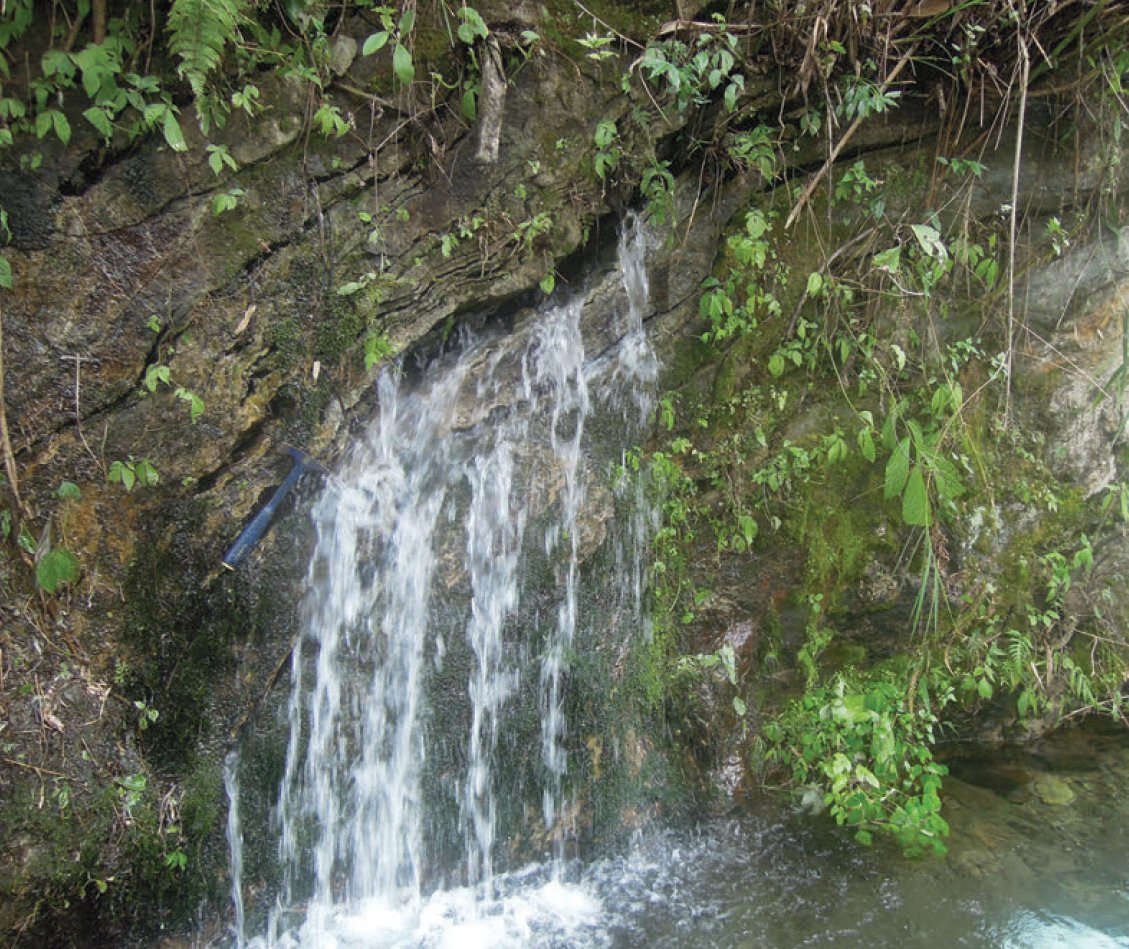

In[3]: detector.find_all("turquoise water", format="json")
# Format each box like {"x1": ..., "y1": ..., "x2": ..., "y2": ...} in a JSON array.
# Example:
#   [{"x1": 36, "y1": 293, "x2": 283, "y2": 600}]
[{"x1": 583, "y1": 726, "x2": 1129, "y2": 948}]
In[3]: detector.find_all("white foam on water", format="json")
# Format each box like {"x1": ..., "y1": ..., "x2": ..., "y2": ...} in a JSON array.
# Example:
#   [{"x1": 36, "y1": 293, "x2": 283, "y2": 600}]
[{"x1": 253, "y1": 870, "x2": 606, "y2": 949}]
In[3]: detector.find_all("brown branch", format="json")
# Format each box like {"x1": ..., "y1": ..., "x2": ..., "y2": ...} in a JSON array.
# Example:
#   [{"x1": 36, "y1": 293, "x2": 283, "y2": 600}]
[
  {"x1": 92, "y1": 0, "x2": 107, "y2": 45},
  {"x1": 785, "y1": 41, "x2": 919, "y2": 230},
  {"x1": 0, "y1": 299, "x2": 26, "y2": 516}
]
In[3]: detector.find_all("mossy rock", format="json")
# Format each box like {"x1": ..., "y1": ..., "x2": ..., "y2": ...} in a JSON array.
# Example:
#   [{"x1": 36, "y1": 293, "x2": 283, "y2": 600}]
[{"x1": 1031, "y1": 773, "x2": 1076, "y2": 806}]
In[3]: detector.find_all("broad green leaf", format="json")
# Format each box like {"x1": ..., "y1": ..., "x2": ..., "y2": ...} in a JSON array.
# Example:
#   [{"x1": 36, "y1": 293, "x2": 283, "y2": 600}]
[
  {"x1": 41, "y1": 49, "x2": 73, "y2": 78},
  {"x1": 144, "y1": 364, "x2": 171, "y2": 391},
  {"x1": 854, "y1": 764, "x2": 880, "y2": 789},
  {"x1": 392, "y1": 43, "x2": 415, "y2": 85},
  {"x1": 461, "y1": 85, "x2": 477, "y2": 120},
  {"x1": 397, "y1": 8, "x2": 416, "y2": 35},
  {"x1": 0, "y1": 255, "x2": 11, "y2": 290},
  {"x1": 56, "y1": 481, "x2": 82, "y2": 501},
  {"x1": 457, "y1": 7, "x2": 488, "y2": 44},
  {"x1": 883, "y1": 436, "x2": 911, "y2": 499},
  {"x1": 83, "y1": 106, "x2": 114, "y2": 139},
  {"x1": 928, "y1": 451, "x2": 965, "y2": 501},
  {"x1": 109, "y1": 459, "x2": 136, "y2": 491},
  {"x1": 175, "y1": 387, "x2": 205, "y2": 422},
  {"x1": 51, "y1": 110, "x2": 71, "y2": 145},
  {"x1": 162, "y1": 109, "x2": 187, "y2": 151},
  {"x1": 37, "y1": 548, "x2": 79, "y2": 594},
  {"x1": 910, "y1": 223, "x2": 948, "y2": 261},
  {"x1": 362, "y1": 31, "x2": 390, "y2": 55},
  {"x1": 872, "y1": 245, "x2": 901, "y2": 273},
  {"x1": 135, "y1": 459, "x2": 159, "y2": 487},
  {"x1": 857, "y1": 426, "x2": 876, "y2": 463},
  {"x1": 835, "y1": 693, "x2": 872, "y2": 724},
  {"x1": 902, "y1": 466, "x2": 931, "y2": 527}
]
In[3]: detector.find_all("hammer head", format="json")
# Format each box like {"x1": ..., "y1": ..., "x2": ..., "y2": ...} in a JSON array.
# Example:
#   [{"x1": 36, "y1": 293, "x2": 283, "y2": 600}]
[{"x1": 284, "y1": 445, "x2": 330, "y2": 476}]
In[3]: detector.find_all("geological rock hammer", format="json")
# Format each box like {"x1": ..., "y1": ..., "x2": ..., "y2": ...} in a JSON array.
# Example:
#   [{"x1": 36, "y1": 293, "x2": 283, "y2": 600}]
[{"x1": 222, "y1": 446, "x2": 329, "y2": 570}]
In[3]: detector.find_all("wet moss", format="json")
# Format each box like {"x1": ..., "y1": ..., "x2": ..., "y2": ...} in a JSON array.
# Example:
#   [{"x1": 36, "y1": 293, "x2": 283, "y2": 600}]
[{"x1": 314, "y1": 292, "x2": 366, "y2": 362}]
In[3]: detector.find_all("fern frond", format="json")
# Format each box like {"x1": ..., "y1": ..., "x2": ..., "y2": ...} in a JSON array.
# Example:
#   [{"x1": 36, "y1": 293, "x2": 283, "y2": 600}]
[{"x1": 167, "y1": 0, "x2": 244, "y2": 98}]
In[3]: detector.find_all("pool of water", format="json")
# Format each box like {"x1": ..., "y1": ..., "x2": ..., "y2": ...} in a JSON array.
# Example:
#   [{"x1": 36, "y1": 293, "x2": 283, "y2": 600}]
[{"x1": 237, "y1": 726, "x2": 1129, "y2": 948}]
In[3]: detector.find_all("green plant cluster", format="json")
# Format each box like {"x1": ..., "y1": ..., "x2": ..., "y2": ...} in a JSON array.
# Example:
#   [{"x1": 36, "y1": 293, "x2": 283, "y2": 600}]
[
  {"x1": 631, "y1": 62, "x2": 1129, "y2": 848},
  {"x1": 761, "y1": 673, "x2": 949, "y2": 856}
]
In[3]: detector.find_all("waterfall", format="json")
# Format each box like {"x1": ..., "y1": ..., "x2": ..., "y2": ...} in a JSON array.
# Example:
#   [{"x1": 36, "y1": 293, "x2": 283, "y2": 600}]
[
  {"x1": 224, "y1": 750, "x2": 247, "y2": 949},
  {"x1": 226, "y1": 217, "x2": 657, "y2": 947}
]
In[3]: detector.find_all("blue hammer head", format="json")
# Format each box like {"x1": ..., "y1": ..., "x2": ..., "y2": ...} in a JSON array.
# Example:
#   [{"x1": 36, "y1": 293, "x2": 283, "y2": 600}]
[
  {"x1": 284, "y1": 445, "x2": 329, "y2": 477},
  {"x1": 222, "y1": 446, "x2": 329, "y2": 570}
]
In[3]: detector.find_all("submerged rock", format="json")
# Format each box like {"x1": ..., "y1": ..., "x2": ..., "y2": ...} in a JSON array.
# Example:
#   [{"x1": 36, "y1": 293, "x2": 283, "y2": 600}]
[{"x1": 1030, "y1": 773, "x2": 1077, "y2": 806}]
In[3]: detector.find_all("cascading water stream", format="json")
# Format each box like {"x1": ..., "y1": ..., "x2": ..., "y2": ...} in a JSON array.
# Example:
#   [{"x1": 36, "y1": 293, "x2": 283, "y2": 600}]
[
  {"x1": 536, "y1": 298, "x2": 590, "y2": 867},
  {"x1": 226, "y1": 216, "x2": 658, "y2": 947}
]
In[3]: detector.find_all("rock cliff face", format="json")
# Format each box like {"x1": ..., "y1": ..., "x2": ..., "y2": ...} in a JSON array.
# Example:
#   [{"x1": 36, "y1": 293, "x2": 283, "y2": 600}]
[{"x1": 2, "y1": 3, "x2": 1129, "y2": 944}]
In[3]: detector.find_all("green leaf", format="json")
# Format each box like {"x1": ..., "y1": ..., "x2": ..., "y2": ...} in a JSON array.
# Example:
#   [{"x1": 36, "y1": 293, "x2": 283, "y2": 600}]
[
  {"x1": 902, "y1": 466, "x2": 931, "y2": 527},
  {"x1": 167, "y1": 0, "x2": 242, "y2": 98},
  {"x1": 162, "y1": 109, "x2": 188, "y2": 151},
  {"x1": 928, "y1": 451, "x2": 965, "y2": 502},
  {"x1": 883, "y1": 436, "x2": 911, "y2": 499},
  {"x1": 41, "y1": 49, "x2": 74, "y2": 79},
  {"x1": 109, "y1": 460, "x2": 136, "y2": 492},
  {"x1": 461, "y1": 85, "x2": 477, "y2": 120},
  {"x1": 37, "y1": 548, "x2": 79, "y2": 594},
  {"x1": 83, "y1": 106, "x2": 115, "y2": 139},
  {"x1": 71, "y1": 43, "x2": 117, "y2": 98},
  {"x1": 175, "y1": 387, "x2": 205, "y2": 422},
  {"x1": 135, "y1": 459, "x2": 160, "y2": 487},
  {"x1": 362, "y1": 31, "x2": 390, "y2": 55},
  {"x1": 56, "y1": 481, "x2": 82, "y2": 501},
  {"x1": 457, "y1": 7, "x2": 488, "y2": 44},
  {"x1": 51, "y1": 110, "x2": 72, "y2": 145},
  {"x1": 857, "y1": 426, "x2": 876, "y2": 463},
  {"x1": 364, "y1": 332, "x2": 395, "y2": 370},
  {"x1": 0, "y1": 256, "x2": 11, "y2": 290},
  {"x1": 910, "y1": 223, "x2": 948, "y2": 262},
  {"x1": 392, "y1": 43, "x2": 415, "y2": 85},
  {"x1": 0, "y1": 509, "x2": 10, "y2": 540},
  {"x1": 872, "y1": 246, "x2": 901, "y2": 274},
  {"x1": 397, "y1": 8, "x2": 416, "y2": 35},
  {"x1": 144, "y1": 364, "x2": 171, "y2": 391},
  {"x1": 732, "y1": 695, "x2": 747, "y2": 716},
  {"x1": 336, "y1": 278, "x2": 369, "y2": 296}
]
